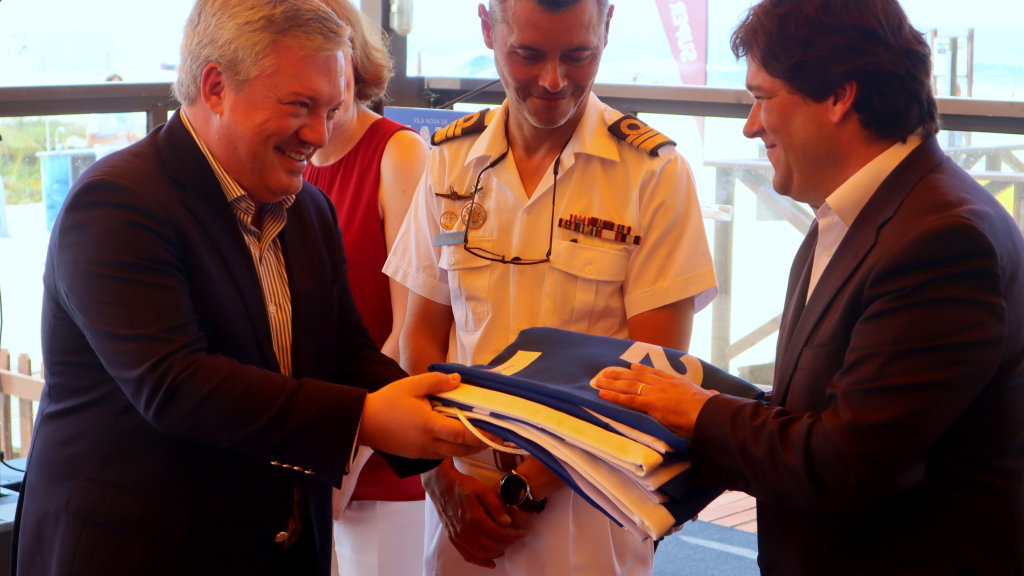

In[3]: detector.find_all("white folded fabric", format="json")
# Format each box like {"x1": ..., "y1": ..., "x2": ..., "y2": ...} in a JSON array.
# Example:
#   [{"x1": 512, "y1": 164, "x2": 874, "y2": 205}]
[
  {"x1": 582, "y1": 408, "x2": 674, "y2": 454},
  {"x1": 563, "y1": 466, "x2": 651, "y2": 542},
  {"x1": 435, "y1": 405, "x2": 678, "y2": 539},
  {"x1": 629, "y1": 458, "x2": 691, "y2": 493},
  {"x1": 435, "y1": 384, "x2": 666, "y2": 476}
]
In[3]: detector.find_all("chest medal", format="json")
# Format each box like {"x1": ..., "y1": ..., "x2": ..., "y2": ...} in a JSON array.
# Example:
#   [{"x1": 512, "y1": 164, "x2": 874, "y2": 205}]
[
  {"x1": 558, "y1": 214, "x2": 642, "y2": 245},
  {"x1": 461, "y1": 203, "x2": 488, "y2": 229},
  {"x1": 440, "y1": 211, "x2": 459, "y2": 231}
]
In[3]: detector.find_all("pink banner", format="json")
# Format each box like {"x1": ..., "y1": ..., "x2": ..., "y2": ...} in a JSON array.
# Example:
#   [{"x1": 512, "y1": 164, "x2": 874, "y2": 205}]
[{"x1": 655, "y1": 0, "x2": 708, "y2": 86}]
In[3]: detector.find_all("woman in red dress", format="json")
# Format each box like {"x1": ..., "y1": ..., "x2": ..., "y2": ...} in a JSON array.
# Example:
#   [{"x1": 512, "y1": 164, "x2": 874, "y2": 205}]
[{"x1": 303, "y1": 2, "x2": 429, "y2": 574}]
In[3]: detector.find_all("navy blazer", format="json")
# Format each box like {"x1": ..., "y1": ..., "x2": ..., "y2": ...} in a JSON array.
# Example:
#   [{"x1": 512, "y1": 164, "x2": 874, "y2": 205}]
[
  {"x1": 692, "y1": 137, "x2": 1024, "y2": 575},
  {"x1": 13, "y1": 111, "x2": 415, "y2": 576}
]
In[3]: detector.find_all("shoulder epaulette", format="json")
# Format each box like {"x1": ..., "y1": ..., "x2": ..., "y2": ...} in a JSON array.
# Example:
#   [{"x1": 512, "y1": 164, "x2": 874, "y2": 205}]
[
  {"x1": 608, "y1": 114, "x2": 676, "y2": 157},
  {"x1": 431, "y1": 109, "x2": 493, "y2": 146}
]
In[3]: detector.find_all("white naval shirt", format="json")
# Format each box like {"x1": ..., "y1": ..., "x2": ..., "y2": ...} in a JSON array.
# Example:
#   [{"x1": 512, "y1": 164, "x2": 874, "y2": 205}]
[
  {"x1": 385, "y1": 93, "x2": 716, "y2": 576},
  {"x1": 385, "y1": 92, "x2": 717, "y2": 367},
  {"x1": 808, "y1": 135, "x2": 923, "y2": 300}
]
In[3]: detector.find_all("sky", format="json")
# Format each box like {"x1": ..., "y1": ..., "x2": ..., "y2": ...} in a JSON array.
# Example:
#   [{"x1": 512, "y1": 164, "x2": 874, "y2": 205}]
[{"x1": 0, "y1": 0, "x2": 1021, "y2": 88}]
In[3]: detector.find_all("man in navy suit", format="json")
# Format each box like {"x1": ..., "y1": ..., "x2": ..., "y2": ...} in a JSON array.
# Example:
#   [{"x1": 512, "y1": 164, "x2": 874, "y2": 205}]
[
  {"x1": 596, "y1": 0, "x2": 1024, "y2": 574},
  {"x1": 12, "y1": 1, "x2": 486, "y2": 574}
]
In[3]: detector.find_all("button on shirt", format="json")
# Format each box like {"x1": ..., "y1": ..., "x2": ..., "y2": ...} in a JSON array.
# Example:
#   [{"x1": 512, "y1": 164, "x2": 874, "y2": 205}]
[
  {"x1": 808, "y1": 135, "x2": 923, "y2": 300},
  {"x1": 385, "y1": 93, "x2": 718, "y2": 367}
]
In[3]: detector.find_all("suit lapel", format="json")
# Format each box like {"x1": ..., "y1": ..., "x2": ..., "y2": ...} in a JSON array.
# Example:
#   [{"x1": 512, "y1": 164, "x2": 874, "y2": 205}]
[
  {"x1": 279, "y1": 190, "x2": 333, "y2": 381},
  {"x1": 772, "y1": 221, "x2": 817, "y2": 405},
  {"x1": 772, "y1": 136, "x2": 947, "y2": 406},
  {"x1": 157, "y1": 111, "x2": 281, "y2": 372}
]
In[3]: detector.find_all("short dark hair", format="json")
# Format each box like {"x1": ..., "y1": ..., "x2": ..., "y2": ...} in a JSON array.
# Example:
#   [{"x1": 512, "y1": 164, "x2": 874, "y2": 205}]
[
  {"x1": 490, "y1": 0, "x2": 610, "y2": 20},
  {"x1": 731, "y1": 0, "x2": 939, "y2": 141}
]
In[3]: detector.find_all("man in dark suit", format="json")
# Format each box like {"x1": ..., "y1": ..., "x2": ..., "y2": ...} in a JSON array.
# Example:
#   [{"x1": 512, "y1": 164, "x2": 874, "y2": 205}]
[
  {"x1": 12, "y1": 1, "x2": 487, "y2": 575},
  {"x1": 595, "y1": 0, "x2": 1024, "y2": 574}
]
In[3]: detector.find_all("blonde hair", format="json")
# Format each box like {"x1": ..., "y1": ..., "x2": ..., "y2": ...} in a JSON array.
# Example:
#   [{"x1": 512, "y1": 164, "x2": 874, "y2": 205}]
[
  {"x1": 174, "y1": 0, "x2": 351, "y2": 106},
  {"x1": 319, "y1": 0, "x2": 396, "y2": 104}
]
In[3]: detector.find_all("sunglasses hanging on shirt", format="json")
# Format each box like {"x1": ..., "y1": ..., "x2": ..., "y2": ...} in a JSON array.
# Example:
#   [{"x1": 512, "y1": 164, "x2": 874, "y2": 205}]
[{"x1": 462, "y1": 114, "x2": 572, "y2": 266}]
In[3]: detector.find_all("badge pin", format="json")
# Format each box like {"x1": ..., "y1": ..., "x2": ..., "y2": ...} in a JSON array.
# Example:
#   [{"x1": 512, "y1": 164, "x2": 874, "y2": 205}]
[
  {"x1": 461, "y1": 203, "x2": 487, "y2": 229},
  {"x1": 440, "y1": 211, "x2": 459, "y2": 231},
  {"x1": 434, "y1": 186, "x2": 475, "y2": 202}
]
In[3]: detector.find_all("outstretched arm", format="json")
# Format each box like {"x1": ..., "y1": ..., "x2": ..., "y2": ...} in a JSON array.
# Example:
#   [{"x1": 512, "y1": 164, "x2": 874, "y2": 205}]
[
  {"x1": 53, "y1": 176, "x2": 484, "y2": 490},
  {"x1": 598, "y1": 218, "x2": 1007, "y2": 512}
]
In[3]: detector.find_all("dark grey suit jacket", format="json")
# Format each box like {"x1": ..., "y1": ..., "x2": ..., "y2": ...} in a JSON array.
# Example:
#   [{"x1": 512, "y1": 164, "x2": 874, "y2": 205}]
[
  {"x1": 692, "y1": 137, "x2": 1024, "y2": 575},
  {"x1": 13, "y1": 111, "x2": 420, "y2": 576}
]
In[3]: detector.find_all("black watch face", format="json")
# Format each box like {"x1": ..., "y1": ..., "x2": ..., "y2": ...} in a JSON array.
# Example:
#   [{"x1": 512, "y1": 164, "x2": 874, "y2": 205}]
[{"x1": 500, "y1": 474, "x2": 528, "y2": 506}]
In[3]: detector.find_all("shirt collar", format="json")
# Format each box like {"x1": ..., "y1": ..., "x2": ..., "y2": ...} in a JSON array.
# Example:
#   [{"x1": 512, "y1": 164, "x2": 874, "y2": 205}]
[
  {"x1": 180, "y1": 109, "x2": 296, "y2": 211},
  {"x1": 464, "y1": 92, "x2": 620, "y2": 169},
  {"x1": 824, "y1": 134, "x2": 922, "y2": 227}
]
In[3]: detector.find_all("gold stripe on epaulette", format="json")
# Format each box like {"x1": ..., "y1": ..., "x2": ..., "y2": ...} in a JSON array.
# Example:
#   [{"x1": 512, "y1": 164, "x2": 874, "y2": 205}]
[
  {"x1": 608, "y1": 114, "x2": 677, "y2": 157},
  {"x1": 431, "y1": 109, "x2": 492, "y2": 146}
]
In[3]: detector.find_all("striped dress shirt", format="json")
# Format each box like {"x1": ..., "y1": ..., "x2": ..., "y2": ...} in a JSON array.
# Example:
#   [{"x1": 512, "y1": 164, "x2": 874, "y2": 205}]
[
  {"x1": 181, "y1": 111, "x2": 294, "y2": 377},
  {"x1": 181, "y1": 110, "x2": 319, "y2": 547}
]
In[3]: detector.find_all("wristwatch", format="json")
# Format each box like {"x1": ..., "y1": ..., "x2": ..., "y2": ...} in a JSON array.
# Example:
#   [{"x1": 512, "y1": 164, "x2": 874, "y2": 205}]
[{"x1": 499, "y1": 470, "x2": 547, "y2": 514}]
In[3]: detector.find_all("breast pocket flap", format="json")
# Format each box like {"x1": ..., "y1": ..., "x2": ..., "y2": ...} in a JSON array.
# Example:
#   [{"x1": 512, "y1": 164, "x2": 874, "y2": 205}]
[
  {"x1": 440, "y1": 240, "x2": 493, "y2": 271},
  {"x1": 549, "y1": 241, "x2": 629, "y2": 282}
]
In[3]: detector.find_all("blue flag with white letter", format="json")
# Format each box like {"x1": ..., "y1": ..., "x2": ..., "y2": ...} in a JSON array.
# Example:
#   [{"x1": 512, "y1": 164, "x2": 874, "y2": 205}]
[
  {"x1": 428, "y1": 328, "x2": 764, "y2": 537},
  {"x1": 430, "y1": 327, "x2": 764, "y2": 455}
]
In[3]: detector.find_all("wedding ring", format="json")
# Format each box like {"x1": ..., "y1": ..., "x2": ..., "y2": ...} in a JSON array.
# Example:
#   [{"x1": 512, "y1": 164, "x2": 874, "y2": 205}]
[{"x1": 637, "y1": 383, "x2": 646, "y2": 396}]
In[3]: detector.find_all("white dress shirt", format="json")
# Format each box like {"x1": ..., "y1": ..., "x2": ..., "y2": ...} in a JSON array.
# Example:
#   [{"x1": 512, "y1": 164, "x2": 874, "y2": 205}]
[
  {"x1": 386, "y1": 92, "x2": 717, "y2": 367},
  {"x1": 808, "y1": 135, "x2": 923, "y2": 300},
  {"x1": 386, "y1": 93, "x2": 716, "y2": 576}
]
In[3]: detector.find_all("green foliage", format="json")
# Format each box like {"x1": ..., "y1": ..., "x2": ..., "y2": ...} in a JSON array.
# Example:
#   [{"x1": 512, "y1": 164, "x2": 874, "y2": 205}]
[{"x1": 1, "y1": 116, "x2": 90, "y2": 205}]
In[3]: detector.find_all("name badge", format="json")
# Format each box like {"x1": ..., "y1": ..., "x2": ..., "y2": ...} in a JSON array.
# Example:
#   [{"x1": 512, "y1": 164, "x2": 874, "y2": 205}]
[{"x1": 433, "y1": 230, "x2": 467, "y2": 246}]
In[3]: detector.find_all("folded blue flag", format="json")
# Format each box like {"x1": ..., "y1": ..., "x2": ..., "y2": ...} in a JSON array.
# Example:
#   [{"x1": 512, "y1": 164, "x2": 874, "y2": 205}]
[
  {"x1": 429, "y1": 328, "x2": 765, "y2": 538},
  {"x1": 430, "y1": 327, "x2": 764, "y2": 456}
]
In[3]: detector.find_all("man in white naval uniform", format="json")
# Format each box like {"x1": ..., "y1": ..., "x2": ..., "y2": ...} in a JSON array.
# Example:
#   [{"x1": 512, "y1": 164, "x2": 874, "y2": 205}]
[{"x1": 384, "y1": 0, "x2": 717, "y2": 574}]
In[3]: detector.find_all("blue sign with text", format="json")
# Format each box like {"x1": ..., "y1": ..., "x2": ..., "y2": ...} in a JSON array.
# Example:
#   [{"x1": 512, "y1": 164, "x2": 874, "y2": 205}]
[{"x1": 384, "y1": 107, "x2": 476, "y2": 148}]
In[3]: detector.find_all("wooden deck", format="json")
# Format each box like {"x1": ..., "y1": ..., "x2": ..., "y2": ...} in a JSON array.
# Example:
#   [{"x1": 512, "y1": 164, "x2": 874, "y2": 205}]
[{"x1": 698, "y1": 491, "x2": 758, "y2": 533}]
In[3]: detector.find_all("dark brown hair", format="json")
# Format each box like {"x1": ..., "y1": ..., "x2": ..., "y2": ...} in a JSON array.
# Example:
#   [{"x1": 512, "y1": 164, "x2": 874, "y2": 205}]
[{"x1": 731, "y1": 0, "x2": 939, "y2": 141}]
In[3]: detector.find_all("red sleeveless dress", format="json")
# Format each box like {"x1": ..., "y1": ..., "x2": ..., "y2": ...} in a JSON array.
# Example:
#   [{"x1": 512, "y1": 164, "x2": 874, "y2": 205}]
[{"x1": 304, "y1": 117, "x2": 425, "y2": 502}]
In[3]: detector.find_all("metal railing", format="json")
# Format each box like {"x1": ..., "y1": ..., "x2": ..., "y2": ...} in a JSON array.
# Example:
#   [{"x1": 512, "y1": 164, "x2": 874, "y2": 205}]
[
  {"x1": 3, "y1": 80, "x2": 1022, "y2": 135},
  {"x1": 0, "y1": 83, "x2": 179, "y2": 133}
]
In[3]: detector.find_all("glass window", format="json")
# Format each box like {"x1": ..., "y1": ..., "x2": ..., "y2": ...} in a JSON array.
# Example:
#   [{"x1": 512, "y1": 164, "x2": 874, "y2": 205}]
[
  {"x1": 1, "y1": 111, "x2": 145, "y2": 455},
  {"x1": 405, "y1": 0, "x2": 1024, "y2": 101},
  {"x1": 0, "y1": 0, "x2": 195, "y2": 87},
  {"x1": 0, "y1": 112, "x2": 146, "y2": 361},
  {"x1": 643, "y1": 113, "x2": 1024, "y2": 376},
  {"x1": 446, "y1": 102, "x2": 1024, "y2": 375}
]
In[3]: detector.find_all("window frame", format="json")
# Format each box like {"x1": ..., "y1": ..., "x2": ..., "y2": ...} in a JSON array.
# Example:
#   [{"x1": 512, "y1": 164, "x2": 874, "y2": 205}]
[
  {"x1": 2, "y1": 0, "x2": 1021, "y2": 134},
  {"x1": 1, "y1": 0, "x2": 1021, "y2": 376}
]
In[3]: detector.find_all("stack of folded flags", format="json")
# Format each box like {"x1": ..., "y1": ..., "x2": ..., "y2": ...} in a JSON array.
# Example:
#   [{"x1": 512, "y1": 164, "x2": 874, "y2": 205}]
[{"x1": 429, "y1": 327, "x2": 764, "y2": 542}]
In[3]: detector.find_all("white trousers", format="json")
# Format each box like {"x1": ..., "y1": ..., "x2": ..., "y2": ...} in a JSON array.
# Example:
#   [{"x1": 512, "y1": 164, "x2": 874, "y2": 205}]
[
  {"x1": 422, "y1": 459, "x2": 653, "y2": 576},
  {"x1": 331, "y1": 500, "x2": 426, "y2": 576}
]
